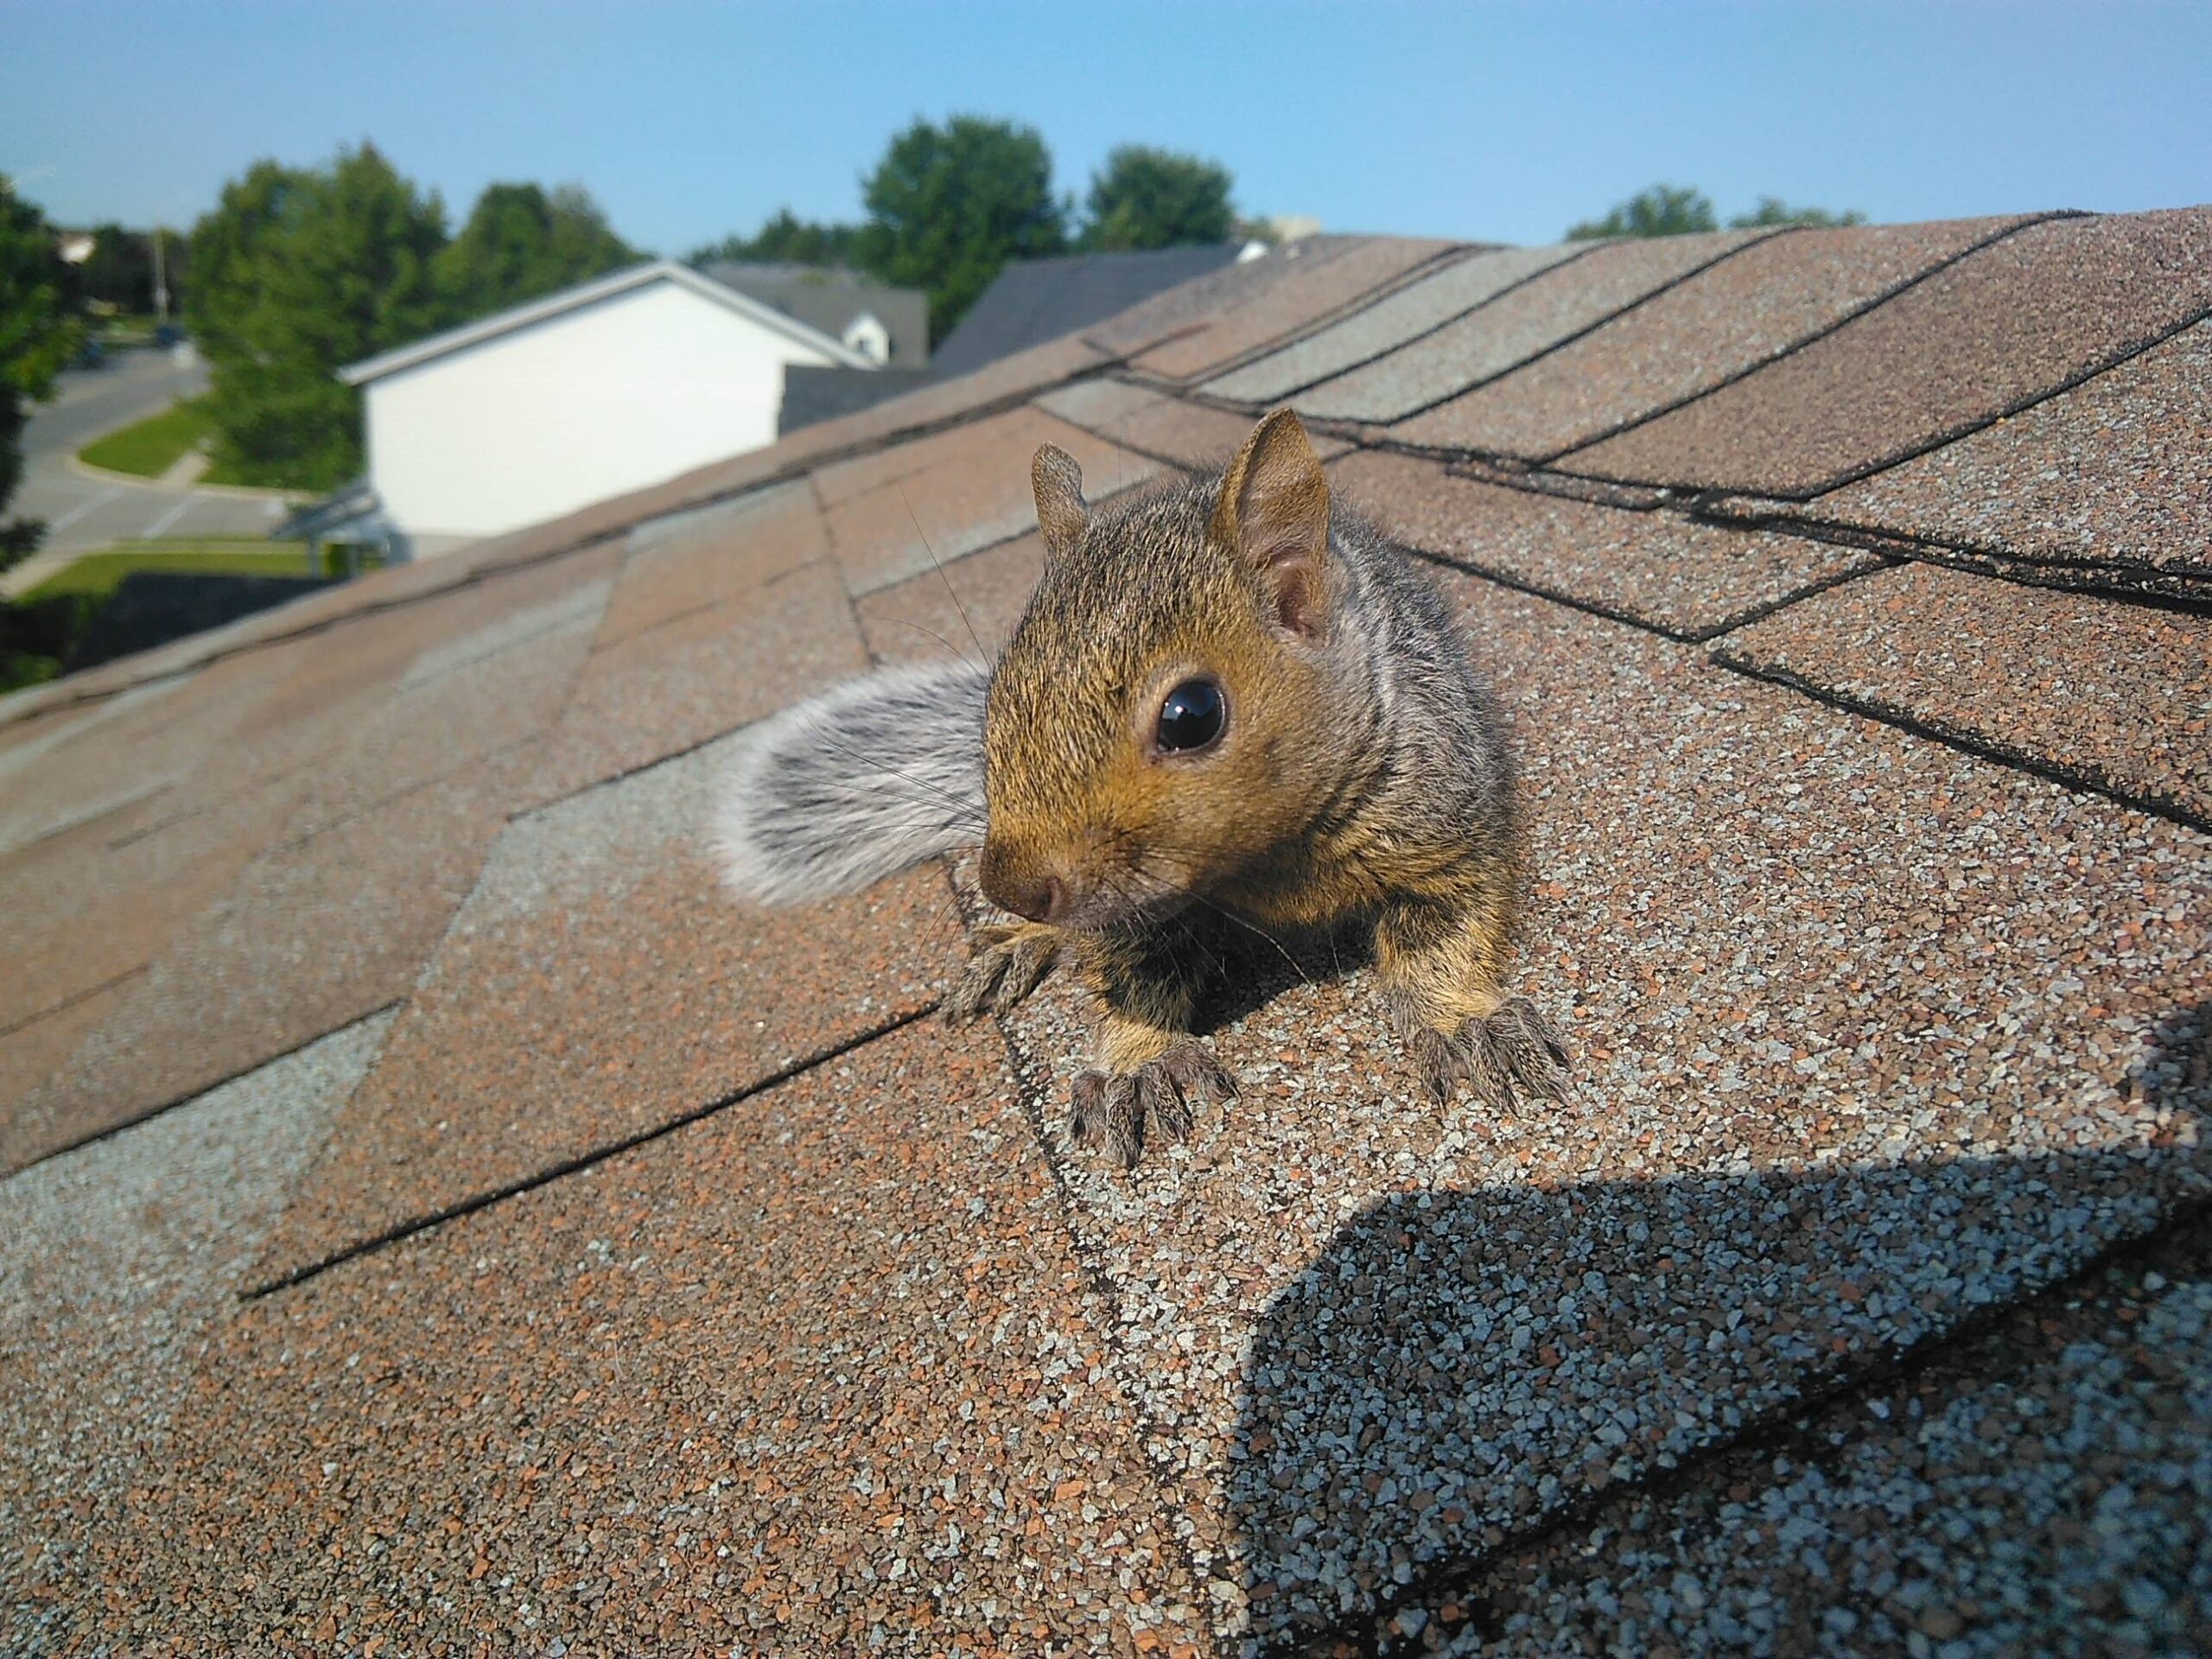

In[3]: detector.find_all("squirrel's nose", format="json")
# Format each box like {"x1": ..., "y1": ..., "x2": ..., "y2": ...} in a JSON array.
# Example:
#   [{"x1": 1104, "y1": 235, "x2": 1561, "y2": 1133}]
[{"x1": 980, "y1": 843, "x2": 1069, "y2": 924}]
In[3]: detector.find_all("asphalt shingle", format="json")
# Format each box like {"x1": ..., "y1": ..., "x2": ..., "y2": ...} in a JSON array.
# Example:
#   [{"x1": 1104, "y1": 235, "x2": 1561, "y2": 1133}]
[
  {"x1": 995, "y1": 575, "x2": 2209, "y2": 1647},
  {"x1": 1566, "y1": 207, "x2": 2212, "y2": 496},
  {"x1": 258, "y1": 729, "x2": 960, "y2": 1285},
  {"x1": 1392, "y1": 214, "x2": 2031, "y2": 459},
  {"x1": 1718, "y1": 560, "x2": 2212, "y2": 829},
  {"x1": 823, "y1": 408, "x2": 1160, "y2": 597},
  {"x1": 1131, "y1": 237, "x2": 1457, "y2": 382},
  {"x1": 1328, "y1": 449, "x2": 1884, "y2": 639},
  {"x1": 71, "y1": 1021, "x2": 1211, "y2": 1656},
  {"x1": 1199, "y1": 243, "x2": 1590, "y2": 405},
  {"x1": 1292, "y1": 229, "x2": 1774, "y2": 424},
  {"x1": 1802, "y1": 311, "x2": 2212, "y2": 595}
]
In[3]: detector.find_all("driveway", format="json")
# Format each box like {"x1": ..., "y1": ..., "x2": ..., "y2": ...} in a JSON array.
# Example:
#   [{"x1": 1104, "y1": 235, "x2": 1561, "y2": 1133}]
[{"x1": 4, "y1": 348, "x2": 297, "y2": 594}]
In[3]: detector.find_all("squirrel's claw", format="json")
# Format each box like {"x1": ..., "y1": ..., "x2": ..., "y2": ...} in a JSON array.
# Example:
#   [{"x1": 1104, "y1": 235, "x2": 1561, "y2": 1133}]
[
  {"x1": 1070, "y1": 1041, "x2": 1236, "y2": 1169},
  {"x1": 944, "y1": 921, "x2": 1061, "y2": 1024},
  {"x1": 1417, "y1": 995, "x2": 1572, "y2": 1112}
]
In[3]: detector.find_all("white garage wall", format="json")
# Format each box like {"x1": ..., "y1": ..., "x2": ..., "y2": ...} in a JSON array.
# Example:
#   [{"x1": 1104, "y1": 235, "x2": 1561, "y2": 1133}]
[{"x1": 364, "y1": 279, "x2": 842, "y2": 543}]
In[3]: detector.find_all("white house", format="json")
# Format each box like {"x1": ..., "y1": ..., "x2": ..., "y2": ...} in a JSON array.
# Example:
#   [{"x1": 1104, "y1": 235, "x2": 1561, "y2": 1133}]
[{"x1": 336, "y1": 261, "x2": 874, "y2": 555}]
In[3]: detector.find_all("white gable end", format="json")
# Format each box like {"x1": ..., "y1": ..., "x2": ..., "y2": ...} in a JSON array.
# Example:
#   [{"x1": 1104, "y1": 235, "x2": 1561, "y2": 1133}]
[{"x1": 362, "y1": 275, "x2": 849, "y2": 543}]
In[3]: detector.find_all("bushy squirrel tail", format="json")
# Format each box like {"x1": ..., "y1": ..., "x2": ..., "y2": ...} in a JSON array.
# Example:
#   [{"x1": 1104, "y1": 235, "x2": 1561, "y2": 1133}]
[{"x1": 712, "y1": 659, "x2": 990, "y2": 905}]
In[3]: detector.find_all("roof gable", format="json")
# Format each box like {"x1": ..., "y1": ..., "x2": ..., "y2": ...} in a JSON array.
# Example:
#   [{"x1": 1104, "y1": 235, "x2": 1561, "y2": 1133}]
[{"x1": 339, "y1": 258, "x2": 874, "y2": 385}]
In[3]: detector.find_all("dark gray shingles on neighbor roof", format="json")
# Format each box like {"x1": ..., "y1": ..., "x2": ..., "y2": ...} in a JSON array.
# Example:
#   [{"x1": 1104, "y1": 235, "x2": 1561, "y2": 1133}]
[
  {"x1": 931, "y1": 243, "x2": 1244, "y2": 377},
  {"x1": 3, "y1": 205, "x2": 2209, "y2": 1656}
]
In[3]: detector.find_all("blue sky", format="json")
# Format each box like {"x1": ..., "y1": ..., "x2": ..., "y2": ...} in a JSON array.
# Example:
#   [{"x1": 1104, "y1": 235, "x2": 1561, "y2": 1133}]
[{"x1": 4, "y1": 2, "x2": 2209, "y2": 253}]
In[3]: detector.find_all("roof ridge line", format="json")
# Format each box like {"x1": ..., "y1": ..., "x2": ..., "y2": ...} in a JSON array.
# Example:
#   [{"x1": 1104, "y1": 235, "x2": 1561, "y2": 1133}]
[{"x1": 1150, "y1": 239, "x2": 1478, "y2": 390}]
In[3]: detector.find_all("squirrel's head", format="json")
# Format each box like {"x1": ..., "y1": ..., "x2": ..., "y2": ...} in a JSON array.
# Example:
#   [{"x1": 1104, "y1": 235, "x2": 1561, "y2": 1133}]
[{"x1": 980, "y1": 409, "x2": 1345, "y2": 932}]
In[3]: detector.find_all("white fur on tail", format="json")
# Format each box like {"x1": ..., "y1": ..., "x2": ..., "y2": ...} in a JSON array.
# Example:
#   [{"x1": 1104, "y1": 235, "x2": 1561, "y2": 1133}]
[{"x1": 713, "y1": 659, "x2": 992, "y2": 904}]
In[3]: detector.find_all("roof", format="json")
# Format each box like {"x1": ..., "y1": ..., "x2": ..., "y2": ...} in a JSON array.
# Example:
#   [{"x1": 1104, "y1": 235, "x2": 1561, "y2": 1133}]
[
  {"x1": 338, "y1": 258, "x2": 874, "y2": 385},
  {"x1": 779, "y1": 362, "x2": 938, "y2": 434},
  {"x1": 929, "y1": 242, "x2": 1249, "y2": 375},
  {"x1": 702, "y1": 261, "x2": 931, "y2": 368},
  {"x1": 4, "y1": 211, "x2": 2210, "y2": 1655}
]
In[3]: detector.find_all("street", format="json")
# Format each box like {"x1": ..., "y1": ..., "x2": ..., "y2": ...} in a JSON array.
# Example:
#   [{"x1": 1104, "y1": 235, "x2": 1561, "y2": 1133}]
[{"x1": 5, "y1": 348, "x2": 297, "y2": 594}]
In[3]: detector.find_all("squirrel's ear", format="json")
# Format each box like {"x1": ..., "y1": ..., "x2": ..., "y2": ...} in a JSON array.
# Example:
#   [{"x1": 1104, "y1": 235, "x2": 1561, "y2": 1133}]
[
  {"x1": 1032, "y1": 444, "x2": 1090, "y2": 563},
  {"x1": 1213, "y1": 409, "x2": 1332, "y2": 641}
]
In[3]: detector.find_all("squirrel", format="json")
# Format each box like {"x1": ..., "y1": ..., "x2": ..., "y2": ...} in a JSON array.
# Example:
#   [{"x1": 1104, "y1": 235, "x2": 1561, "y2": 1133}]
[{"x1": 715, "y1": 409, "x2": 1568, "y2": 1167}]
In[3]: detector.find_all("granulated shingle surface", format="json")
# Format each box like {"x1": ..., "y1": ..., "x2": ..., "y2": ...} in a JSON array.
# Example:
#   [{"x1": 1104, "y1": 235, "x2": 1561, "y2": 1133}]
[
  {"x1": 1036, "y1": 378, "x2": 1351, "y2": 471},
  {"x1": 1808, "y1": 313, "x2": 2212, "y2": 591},
  {"x1": 1328, "y1": 449, "x2": 1883, "y2": 639},
  {"x1": 7, "y1": 207, "x2": 2211, "y2": 1658},
  {"x1": 1199, "y1": 244, "x2": 1591, "y2": 405},
  {"x1": 0, "y1": 1017, "x2": 390, "y2": 1654},
  {"x1": 995, "y1": 576, "x2": 2209, "y2": 1646},
  {"x1": 1295, "y1": 230, "x2": 1773, "y2": 424},
  {"x1": 76, "y1": 1021, "x2": 1211, "y2": 1657},
  {"x1": 1088, "y1": 234, "x2": 1380, "y2": 356},
  {"x1": 0, "y1": 776, "x2": 295, "y2": 1043},
  {"x1": 857, "y1": 531, "x2": 1046, "y2": 669},
  {"x1": 1567, "y1": 207, "x2": 2212, "y2": 496},
  {"x1": 1719, "y1": 561, "x2": 2212, "y2": 829},
  {"x1": 260, "y1": 731, "x2": 960, "y2": 1284},
  {"x1": 1134, "y1": 238, "x2": 1456, "y2": 382},
  {"x1": 1444, "y1": 1230, "x2": 2212, "y2": 1657},
  {"x1": 1393, "y1": 215, "x2": 2028, "y2": 459},
  {"x1": 598, "y1": 480, "x2": 827, "y2": 644},
  {"x1": 525, "y1": 555, "x2": 868, "y2": 806},
  {"x1": 824, "y1": 409, "x2": 1160, "y2": 596},
  {"x1": 5, "y1": 747, "x2": 537, "y2": 1169}
]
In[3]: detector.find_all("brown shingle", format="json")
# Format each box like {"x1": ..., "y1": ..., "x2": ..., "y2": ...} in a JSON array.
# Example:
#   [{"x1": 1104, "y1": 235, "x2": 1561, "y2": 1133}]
[
  {"x1": 597, "y1": 479, "x2": 828, "y2": 644},
  {"x1": 4, "y1": 747, "x2": 537, "y2": 1170},
  {"x1": 1202, "y1": 242, "x2": 1591, "y2": 404},
  {"x1": 1393, "y1": 215, "x2": 2031, "y2": 458},
  {"x1": 997, "y1": 575, "x2": 2209, "y2": 1643},
  {"x1": 1036, "y1": 376, "x2": 1352, "y2": 470},
  {"x1": 1132, "y1": 237, "x2": 1457, "y2": 381},
  {"x1": 82, "y1": 1021, "x2": 1206, "y2": 1655},
  {"x1": 525, "y1": 555, "x2": 868, "y2": 806},
  {"x1": 1717, "y1": 562, "x2": 2212, "y2": 827},
  {"x1": 257, "y1": 733, "x2": 959, "y2": 1284},
  {"x1": 1566, "y1": 207, "x2": 2212, "y2": 495},
  {"x1": 1329, "y1": 449, "x2": 1883, "y2": 639},
  {"x1": 1294, "y1": 230, "x2": 1774, "y2": 423},
  {"x1": 1086, "y1": 233, "x2": 1384, "y2": 355},
  {"x1": 857, "y1": 531, "x2": 1046, "y2": 668},
  {"x1": 823, "y1": 408, "x2": 1160, "y2": 596},
  {"x1": 1804, "y1": 313, "x2": 2212, "y2": 592}
]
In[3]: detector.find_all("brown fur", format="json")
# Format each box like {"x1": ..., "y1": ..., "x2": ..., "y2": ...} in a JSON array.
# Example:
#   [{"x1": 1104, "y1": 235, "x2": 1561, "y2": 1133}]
[{"x1": 959, "y1": 411, "x2": 1567, "y2": 1166}]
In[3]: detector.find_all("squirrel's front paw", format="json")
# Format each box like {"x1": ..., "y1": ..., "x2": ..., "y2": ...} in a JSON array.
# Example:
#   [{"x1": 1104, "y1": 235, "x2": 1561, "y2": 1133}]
[
  {"x1": 1413, "y1": 995, "x2": 1571, "y2": 1111},
  {"x1": 1069, "y1": 1042, "x2": 1237, "y2": 1169},
  {"x1": 944, "y1": 920, "x2": 1062, "y2": 1024}
]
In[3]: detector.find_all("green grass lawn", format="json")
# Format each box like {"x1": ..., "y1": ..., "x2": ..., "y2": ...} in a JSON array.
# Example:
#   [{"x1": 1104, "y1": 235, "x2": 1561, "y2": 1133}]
[
  {"x1": 78, "y1": 399, "x2": 216, "y2": 479},
  {"x1": 21, "y1": 540, "x2": 318, "y2": 603}
]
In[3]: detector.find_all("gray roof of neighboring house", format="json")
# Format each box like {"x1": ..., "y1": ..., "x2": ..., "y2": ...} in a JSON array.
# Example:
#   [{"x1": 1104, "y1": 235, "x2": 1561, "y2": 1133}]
[
  {"x1": 778, "y1": 365, "x2": 939, "y2": 435},
  {"x1": 702, "y1": 262, "x2": 931, "y2": 369},
  {"x1": 928, "y1": 244, "x2": 1247, "y2": 375}
]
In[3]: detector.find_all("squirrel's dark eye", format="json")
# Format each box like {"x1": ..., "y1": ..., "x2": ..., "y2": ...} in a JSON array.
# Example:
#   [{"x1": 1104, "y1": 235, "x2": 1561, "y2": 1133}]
[{"x1": 1154, "y1": 677, "x2": 1225, "y2": 753}]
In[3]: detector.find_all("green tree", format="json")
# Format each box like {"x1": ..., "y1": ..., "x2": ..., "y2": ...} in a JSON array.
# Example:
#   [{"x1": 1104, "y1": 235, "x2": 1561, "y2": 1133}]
[
  {"x1": 855, "y1": 116, "x2": 1066, "y2": 342},
  {"x1": 1567, "y1": 183, "x2": 1719, "y2": 240},
  {"x1": 691, "y1": 208, "x2": 862, "y2": 268},
  {"x1": 1728, "y1": 195, "x2": 1867, "y2": 229},
  {"x1": 188, "y1": 143, "x2": 448, "y2": 490},
  {"x1": 1080, "y1": 145, "x2": 1236, "y2": 251},
  {"x1": 2, "y1": 175, "x2": 85, "y2": 577},
  {"x1": 433, "y1": 181, "x2": 636, "y2": 323},
  {"x1": 77, "y1": 223, "x2": 154, "y2": 313}
]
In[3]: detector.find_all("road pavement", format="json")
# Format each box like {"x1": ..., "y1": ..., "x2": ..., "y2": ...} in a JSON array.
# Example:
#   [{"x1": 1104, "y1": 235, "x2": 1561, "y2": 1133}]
[{"x1": 6, "y1": 349, "x2": 298, "y2": 594}]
